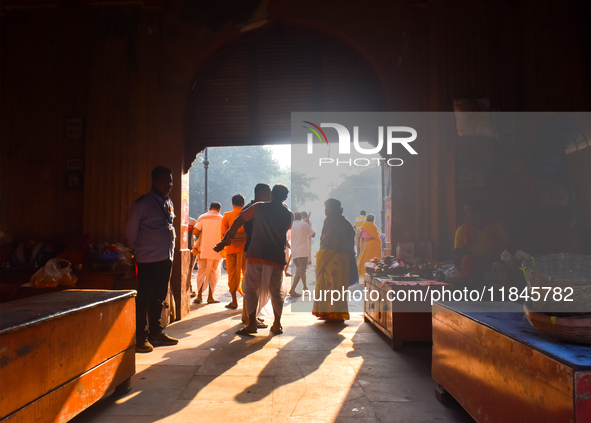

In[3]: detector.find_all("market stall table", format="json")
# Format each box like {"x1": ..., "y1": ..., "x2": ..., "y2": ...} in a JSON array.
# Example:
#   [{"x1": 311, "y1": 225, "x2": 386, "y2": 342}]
[
  {"x1": 432, "y1": 301, "x2": 591, "y2": 423},
  {"x1": 364, "y1": 275, "x2": 450, "y2": 349}
]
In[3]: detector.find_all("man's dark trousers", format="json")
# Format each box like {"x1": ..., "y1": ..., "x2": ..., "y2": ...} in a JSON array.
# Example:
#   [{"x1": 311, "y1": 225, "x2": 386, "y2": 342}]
[{"x1": 136, "y1": 259, "x2": 172, "y2": 341}]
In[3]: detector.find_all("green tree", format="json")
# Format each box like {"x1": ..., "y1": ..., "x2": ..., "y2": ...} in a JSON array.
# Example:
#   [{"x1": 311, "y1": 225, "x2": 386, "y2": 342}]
[
  {"x1": 290, "y1": 171, "x2": 319, "y2": 210},
  {"x1": 189, "y1": 146, "x2": 292, "y2": 217},
  {"x1": 329, "y1": 167, "x2": 382, "y2": 227}
]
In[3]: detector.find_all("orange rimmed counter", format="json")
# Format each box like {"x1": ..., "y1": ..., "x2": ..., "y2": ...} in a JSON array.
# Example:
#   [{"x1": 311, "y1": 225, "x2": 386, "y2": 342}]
[
  {"x1": 432, "y1": 301, "x2": 591, "y2": 423},
  {"x1": 0, "y1": 289, "x2": 136, "y2": 423},
  {"x1": 364, "y1": 275, "x2": 451, "y2": 349}
]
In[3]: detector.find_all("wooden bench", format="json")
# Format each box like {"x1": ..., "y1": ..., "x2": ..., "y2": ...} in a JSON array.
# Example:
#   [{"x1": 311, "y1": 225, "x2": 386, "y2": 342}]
[{"x1": 0, "y1": 290, "x2": 136, "y2": 422}]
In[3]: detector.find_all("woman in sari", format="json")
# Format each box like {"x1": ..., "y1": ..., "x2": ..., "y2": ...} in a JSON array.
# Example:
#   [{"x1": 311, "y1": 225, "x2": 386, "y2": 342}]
[
  {"x1": 356, "y1": 214, "x2": 383, "y2": 278},
  {"x1": 312, "y1": 198, "x2": 356, "y2": 322}
]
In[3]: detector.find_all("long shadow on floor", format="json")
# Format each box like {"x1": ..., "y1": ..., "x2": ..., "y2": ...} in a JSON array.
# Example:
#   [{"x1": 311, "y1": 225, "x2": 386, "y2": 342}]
[
  {"x1": 341, "y1": 324, "x2": 476, "y2": 422},
  {"x1": 71, "y1": 304, "x2": 350, "y2": 422},
  {"x1": 233, "y1": 321, "x2": 347, "y2": 405},
  {"x1": 70, "y1": 307, "x2": 273, "y2": 422}
]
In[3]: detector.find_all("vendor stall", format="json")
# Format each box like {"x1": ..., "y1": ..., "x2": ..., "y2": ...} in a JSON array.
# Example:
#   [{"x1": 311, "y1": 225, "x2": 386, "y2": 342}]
[
  {"x1": 364, "y1": 274, "x2": 450, "y2": 349},
  {"x1": 432, "y1": 301, "x2": 591, "y2": 423},
  {"x1": 0, "y1": 290, "x2": 136, "y2": 422}
]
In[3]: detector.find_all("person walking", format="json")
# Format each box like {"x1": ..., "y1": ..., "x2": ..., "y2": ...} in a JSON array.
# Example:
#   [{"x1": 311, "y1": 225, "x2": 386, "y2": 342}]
[
  {"x1": 356, "y1": 214, "x2": 383, "y2": 279},
  {"x1": 238, "y1": 183, "x2": 272, "y2": 329},
  {"x1": 312, "y1": 198, "x2": 356, "y2": 322},
  {"x1": 216, "y1": 184, "x2": 293, "y2": 336},
  {"x1": 193, "y1": 202, "x2": 223, "y2": 304},
  {"x1": 125, "y1": 165, "x2": 179, "y2": 353},
  {"x1": 301, "y1": 211, "x2": 313, "y2": 264},
  {"x1": 354, "y1": 210, "x2": 367, "y2": 255},
  {"x1": 289, "y1": 212, "x2": 315, "y2": 296},
  {"x1": 221, "y1": 194, "x2": 247, "y2": 309},
  {"x1": 187, "y1": 216, "x2": 198, "y2": 298}
]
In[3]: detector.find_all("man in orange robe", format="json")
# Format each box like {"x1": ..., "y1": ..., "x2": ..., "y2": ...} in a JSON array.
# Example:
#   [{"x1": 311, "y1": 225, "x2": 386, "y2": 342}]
[{"x1": 222, "y1": 194, "x2": 246, "y2": 309}]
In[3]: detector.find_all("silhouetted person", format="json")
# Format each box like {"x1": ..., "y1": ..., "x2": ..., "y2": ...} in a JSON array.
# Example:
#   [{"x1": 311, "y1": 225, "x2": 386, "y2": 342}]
[
  {"x1": 289, "y1": 212, "x2": 315, "y2": 296},
  {"x1": 454, "y1": 199, "x2": 510, "y2": 281},
  {"x1": 222, "y1": 194, "x2": 247, "y2": 309},
  {"x1": 216, "y1": 184, "x2": 293, "y2": 335},
  {"x1": 125, "y1": 166, "x2": 179, "y2": 353},
  {"x1": 193, "y1": 202, "x2": 224, "y2": 303}
]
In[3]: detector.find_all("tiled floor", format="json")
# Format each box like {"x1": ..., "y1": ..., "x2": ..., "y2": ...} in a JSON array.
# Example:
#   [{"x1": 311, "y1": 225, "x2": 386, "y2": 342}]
[{"x1": 71, "y1": 269, "x2": 474, "y2": 423}]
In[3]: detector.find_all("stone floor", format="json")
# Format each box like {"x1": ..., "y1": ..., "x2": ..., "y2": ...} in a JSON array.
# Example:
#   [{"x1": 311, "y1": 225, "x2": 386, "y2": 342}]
[{"x1": 70, "y1": 266, "x2": 475, "y2": 423}]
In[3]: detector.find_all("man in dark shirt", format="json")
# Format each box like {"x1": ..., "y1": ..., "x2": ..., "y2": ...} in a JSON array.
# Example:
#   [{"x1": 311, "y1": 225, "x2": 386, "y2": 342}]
[
  {"x1": 125, "y1": 166, "x2": 179, "y2": 353},
  {"x1": 240, "y1": 184, "x2": 271, "y2": 326},
  {"x1": 243, "y1": 184, "x2": 272, "y2": 252},
  {"x1": 216, "y1": 184, "x2": 293, "y2": 335}
]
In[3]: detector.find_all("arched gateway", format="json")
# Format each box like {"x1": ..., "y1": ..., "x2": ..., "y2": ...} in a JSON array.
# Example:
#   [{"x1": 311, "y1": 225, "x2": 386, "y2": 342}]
[{"x1": 183, "y1": 23, "x2": 388, "y2": 171}]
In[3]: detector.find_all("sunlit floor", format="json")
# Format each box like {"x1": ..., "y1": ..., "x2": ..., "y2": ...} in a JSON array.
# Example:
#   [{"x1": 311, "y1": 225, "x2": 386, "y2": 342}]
[{"x1": 71, "y1": 268, "x2": 474, "y2": 423}]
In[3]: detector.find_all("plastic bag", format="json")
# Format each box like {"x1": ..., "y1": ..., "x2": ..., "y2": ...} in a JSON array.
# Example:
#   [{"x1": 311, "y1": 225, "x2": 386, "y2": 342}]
[{"x1": 30, "y1": 258, "x2": 78, "y2": 288}]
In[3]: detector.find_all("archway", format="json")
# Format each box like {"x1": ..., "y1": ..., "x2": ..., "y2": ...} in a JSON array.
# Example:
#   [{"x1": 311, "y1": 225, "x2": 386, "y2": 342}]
[
  {"x1": 183, "y1": 23, "x2": 387, "y2": 171},
  {"x1": 176, "y1": 23, "x2": 388, "y2": 319}
]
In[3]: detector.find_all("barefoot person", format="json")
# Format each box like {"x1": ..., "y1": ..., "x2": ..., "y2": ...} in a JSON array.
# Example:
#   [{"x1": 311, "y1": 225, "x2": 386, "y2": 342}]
[
  {"x1": 239, "y1": 184, "x2": 272, "y2": 329},
  {"x1": 356, "y1": 214, "x2": 382, "y2": 280},
  {"x1": 193, "y1": 202, "x2": 223, "y2": 304},
  {"x1": 312, "y1": 198, "x2": 356, "y2": 322},
  {"x1": 221, "y1": 194, "x2": 247, "y2": 309},
  {"x1": 215, "y1": 184, "x2": 293, "y2": 336},
  {"x1": 289, "y1": 212, "x2": 315, "y2": 296}
]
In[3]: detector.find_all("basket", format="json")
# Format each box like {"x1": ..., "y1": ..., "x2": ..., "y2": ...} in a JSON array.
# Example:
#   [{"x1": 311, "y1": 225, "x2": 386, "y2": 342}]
[
  {"x1": 524, "y1": 304, "x2": 591, "y2": 345},
  {"x1": 522, "y1": 253, "x2": 591, "y2": 313}
]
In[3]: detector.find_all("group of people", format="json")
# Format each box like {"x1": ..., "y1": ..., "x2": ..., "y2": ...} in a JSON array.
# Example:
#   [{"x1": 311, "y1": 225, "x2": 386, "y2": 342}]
[
  {"x1": 188, "y1": 193, "x2": 247, "y2": 308},
  {"x1": 194, "y1": 184, "x2": 364, "y2": 331},
  {"x1": 353, "y1": 200, "x2": 513, "y2": 283},
  {"x1": 125, "y1": 166, "x2": 364, "y2": 352},
  {"x1": 214, "y1": 184, "x2": 292, "y2": 335},
  {"x1": 124, "y1": 165, "x2": 512, "y2": 354},
  {"x1": 351, "y1": 201, "x2": 511, "y2": 282}
]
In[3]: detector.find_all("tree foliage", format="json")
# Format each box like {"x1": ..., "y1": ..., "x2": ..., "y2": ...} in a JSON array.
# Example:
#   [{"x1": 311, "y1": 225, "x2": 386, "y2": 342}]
[
  {"x1": 328, "y1": 167, "x2": 382, "y2": 227},
  {"x1": 189, "y1": 146, "x2": 288, "y2": 217},
  {"x1": 290, "y1": 171, "x2": 319, "y2": 210}
]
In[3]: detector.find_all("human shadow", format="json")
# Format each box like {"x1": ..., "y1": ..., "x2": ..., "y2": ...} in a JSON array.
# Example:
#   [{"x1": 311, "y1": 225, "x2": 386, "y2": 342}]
[
  {"x1": 69, "y1": 305, "x2": 275, "y2": 422},
  {"x1": 233, "y1": 320, "x2": 347, "y2": 404},
  {"x1": 342, "y1": 323, "x2": 476, "y2": 422}
]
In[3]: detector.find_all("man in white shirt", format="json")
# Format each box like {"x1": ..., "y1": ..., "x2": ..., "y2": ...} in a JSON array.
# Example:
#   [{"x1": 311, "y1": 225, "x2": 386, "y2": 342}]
[
  {"x1": 289, "y1": 212, "x2": 315, "y2": 296},
  {"x1": 193, "y1": 202, "x2": 223, "y2": 304}
]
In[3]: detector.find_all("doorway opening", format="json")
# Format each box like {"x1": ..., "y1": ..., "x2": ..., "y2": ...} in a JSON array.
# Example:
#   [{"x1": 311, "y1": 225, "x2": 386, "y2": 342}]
[
  {"x1": 185, "y1": 142, "x2": 382, "y2": 315},
  {"x1": 179, "y1": 23, "x2": 387, "y2": 318},
  {"x1": 187, "y1": 142, "x2": 383, "y2": 265}
]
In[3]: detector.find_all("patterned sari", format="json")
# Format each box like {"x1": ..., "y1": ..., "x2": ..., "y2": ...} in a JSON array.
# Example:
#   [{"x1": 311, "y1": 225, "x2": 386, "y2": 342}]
[
  {"x1": 312, "y1": 249, "x2": 351, "y2": 321},
  {"x1": 356, "y1": 221, "x2": 382, "y2": 277}
]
